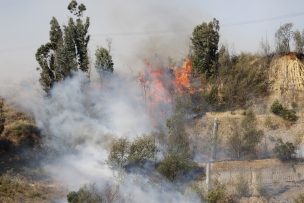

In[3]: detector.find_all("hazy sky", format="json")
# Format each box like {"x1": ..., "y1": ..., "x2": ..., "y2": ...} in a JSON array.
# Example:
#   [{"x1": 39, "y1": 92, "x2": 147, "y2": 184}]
[{"x1": 0, "y1": 0, "x2": 304, "y2": 84}]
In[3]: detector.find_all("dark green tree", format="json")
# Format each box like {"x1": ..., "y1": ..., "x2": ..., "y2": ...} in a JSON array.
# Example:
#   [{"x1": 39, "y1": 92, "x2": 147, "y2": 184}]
[
  {"x1": 36, "y1": 0, "x2": 90, "y2": 93},
  {"x1": 191, "y1": 18, "x2": 220, "y2": 77},
  {"x1": 95, "y1": 47, "x2": 114, "y2": 75},
  {"x1": 275, "y1": 23, "x2": 293, "y2": 54}
]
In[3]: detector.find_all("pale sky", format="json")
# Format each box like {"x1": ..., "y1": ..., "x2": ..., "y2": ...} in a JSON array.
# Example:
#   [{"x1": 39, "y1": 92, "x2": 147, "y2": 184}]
[{"x1": 0, "y1": 0, "x2": 303, "y2": 84}]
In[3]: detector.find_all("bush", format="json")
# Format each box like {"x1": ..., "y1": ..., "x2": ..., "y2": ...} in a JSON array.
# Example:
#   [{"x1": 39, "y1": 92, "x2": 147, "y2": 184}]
[
  {"x1": 67, "y1": 184, "x2": 102, "y2": 203},
  {"x1": 207, "y1": 181, "x2": 232, "y2": 203},
  {"x1": 273, "y1": 138, "x2": 296, "y2": 161},
  {"x1": 108, "y1": 138, "x2": 130, "y2": 168},
  {"x1": 271, "y1": 100, "x2": 298, "y2": 122},
  {"x1": 157, "y1": 154, "x2": 197, "y2": 181},
  {"x1": 108, "y1": 136, "x2": 157, "y2": 168}
]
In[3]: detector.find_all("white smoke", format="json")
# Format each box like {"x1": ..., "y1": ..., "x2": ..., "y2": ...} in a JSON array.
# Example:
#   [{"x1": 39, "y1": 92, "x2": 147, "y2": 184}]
[{"x1": 0, "y1": 72, "x2": 200, "y2": 202}]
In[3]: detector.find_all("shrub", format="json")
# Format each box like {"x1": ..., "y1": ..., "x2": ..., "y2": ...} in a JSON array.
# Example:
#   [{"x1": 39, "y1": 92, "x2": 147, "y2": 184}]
[
  {"x1": 157, "y1": 154, "x2": 197, "y2": 181},
  {"x1": 108, "y1": 136, "x2": 157, "y2": 168},
  {"x1": 273, "y1": 138, "x2": 296, "y2": 161},
  {"x1": 108, "y1": 138, "x2": 130, "y2": 168},
  {"x1": 67, "y1": 184, "x2": 102, "y2": 203},
  {"x1": 207, "y1": 180, "x2": 231, "y2": 203},
  {"x1": 271, "y1": 100, "x2": 298, "y2": 122}
]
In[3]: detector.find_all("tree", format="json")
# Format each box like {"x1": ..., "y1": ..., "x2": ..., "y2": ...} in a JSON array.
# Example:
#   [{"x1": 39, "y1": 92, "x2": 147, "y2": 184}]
[
  {"x1": 36, "y1": 0, "x2": 90, "y2": 93},
  {"x1": 128, "y1": 136, "x2": 156, "y2": 164},
  {"x1": 157, "y1": 154, "x2": 197, "y2": 181},
  {"x1": 0, "y1": 99, "x2": 5, "y2": 135},
  {"x1": 95, "y1": 47, "x2": 114, "y2": 75},
  {"x1": 293, "y1": 30, "x2": 304, "y2": 54},
  {"x1": 275, "y1": 23, "x2": 293, "y2": 54},
  {"x1": 273, "y1": 138, "x2": 296, "y2": 161},
  {"x1": 191, "y1": 18, "x2": 220, "y2": 77}
]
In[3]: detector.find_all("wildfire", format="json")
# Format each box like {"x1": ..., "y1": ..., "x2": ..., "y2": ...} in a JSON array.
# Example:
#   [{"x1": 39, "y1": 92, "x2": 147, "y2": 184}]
[
  {"x1": 137, "y1": 58, "x2": 194, "y2": 127},
  {"x1": 174, "y1": 58, "x2": 193, "y2": 94}
]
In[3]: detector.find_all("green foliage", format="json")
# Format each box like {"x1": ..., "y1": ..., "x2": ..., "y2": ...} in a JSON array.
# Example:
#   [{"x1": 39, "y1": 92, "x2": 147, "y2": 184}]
[
  {"x1": 108, "y1": 138, "x2": 130, "y2": 168},
  {"x1": 191, "y1": 18, "x2": 220, "y2": 77},
  {"x1": 275, "y1": 23, "x2": 293, "y2": 54},
  {"x1": 67, "y1": 184, "x2": 102, "y2": 203},
  {"x1": 0, "y1": 99, "x2": 5, "y2": 135},
  {"x1": 271, "y1": 100, "x2": 298, "y2": 122},
  {"x1": 220, "y1": 53, "x2": 268, "y2": 108},
  {"x1": 36, "y1": 1, "x2": 90, "y2": 93},
  {"x1": 128, "y1": 136, "x2": 156, "y2": 164},
  {"x1": 228, "y1": 111, "x2": 263, "y2": 159},
  {"x1": 157, "y1": 154, "x2": 197, "y2": 181},
  {"x1": 271, "y1": 100, "x2": 284, "y2": 115},
  {"x1": 95, "y1": 47, "x2": 114, "y2": 74},
  {"x1": 207, "y1": 181, "x2": 229, "y2": 203},
  {"x1": 273, "y1": 138, "x2": 296, "y2": 161}
]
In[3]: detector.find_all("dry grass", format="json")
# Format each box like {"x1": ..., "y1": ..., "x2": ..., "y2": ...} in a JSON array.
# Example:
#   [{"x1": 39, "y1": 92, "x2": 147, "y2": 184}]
[{"x1": 0, "y1": 172, "x2": 64, "y2": 203}]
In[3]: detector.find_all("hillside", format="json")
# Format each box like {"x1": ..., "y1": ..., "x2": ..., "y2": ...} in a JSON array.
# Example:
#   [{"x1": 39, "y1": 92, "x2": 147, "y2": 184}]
[{"x1": 2, "y1": 55, "x2": 304, "y2": 202}]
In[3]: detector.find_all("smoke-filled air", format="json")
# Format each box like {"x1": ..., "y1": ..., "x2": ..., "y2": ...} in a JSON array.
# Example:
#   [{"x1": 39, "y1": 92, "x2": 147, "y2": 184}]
[{"x1": 1, "y1": 0, "x2": 304, "y2": 203}]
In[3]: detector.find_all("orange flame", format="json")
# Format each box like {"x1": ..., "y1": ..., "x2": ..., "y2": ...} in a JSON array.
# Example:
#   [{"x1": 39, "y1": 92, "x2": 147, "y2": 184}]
[{"x1": 174, "y1": 58, "x2": 193, "y2": 94}]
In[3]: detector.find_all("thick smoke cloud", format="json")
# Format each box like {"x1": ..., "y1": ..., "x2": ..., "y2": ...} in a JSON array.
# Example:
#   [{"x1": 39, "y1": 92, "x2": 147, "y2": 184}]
[{"x1": 0, "y1": 72, "x2": 200, "y2": 202}]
